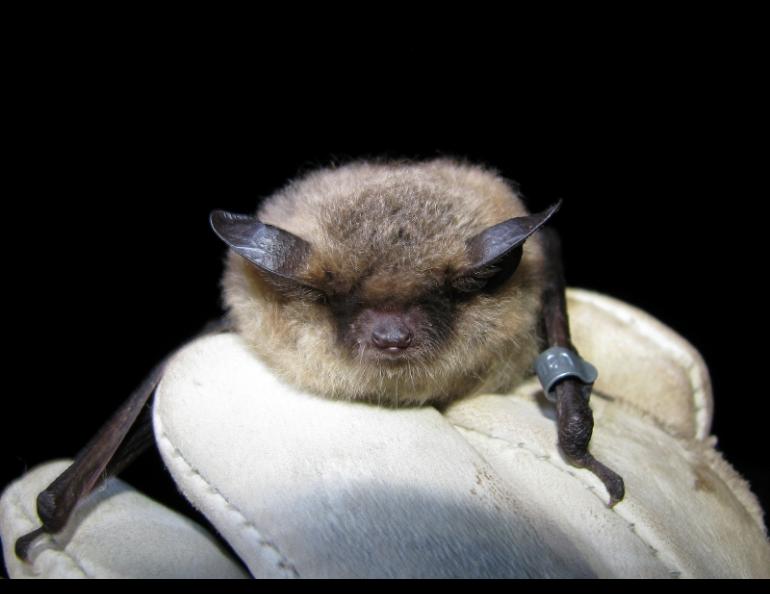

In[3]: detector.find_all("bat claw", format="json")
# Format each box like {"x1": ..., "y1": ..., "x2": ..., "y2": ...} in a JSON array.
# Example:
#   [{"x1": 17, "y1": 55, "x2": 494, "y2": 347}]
[
  {"x1": 605, "y1": 473, "x2": 625, "y2": 508},
  {"x1": 581, "y1": 453, "x2": 625, "y2": 507},
  {"x1": 15, "y1": 526, "x2": 46, "y2": 562}
]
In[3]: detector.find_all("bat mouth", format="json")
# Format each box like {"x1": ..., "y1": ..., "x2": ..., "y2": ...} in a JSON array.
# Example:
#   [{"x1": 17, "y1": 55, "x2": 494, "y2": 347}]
[
  {"x1": 383, "y1": 346, "x2": 409, "y2": 355},
  {"x1": 375, "y1": 346, "x2": 412, "y2": 363},
  {"x1": 354, "y1": 343, "x2": 418, "y2": 365}
]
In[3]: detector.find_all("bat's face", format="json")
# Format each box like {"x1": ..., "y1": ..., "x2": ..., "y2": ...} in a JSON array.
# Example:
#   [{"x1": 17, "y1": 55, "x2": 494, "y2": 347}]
[{"x1": 215, "y1": 160, "x2": 555, "y2": 405}]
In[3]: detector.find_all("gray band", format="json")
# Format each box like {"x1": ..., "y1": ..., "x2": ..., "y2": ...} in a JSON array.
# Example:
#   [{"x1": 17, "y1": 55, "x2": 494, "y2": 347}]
[{"x1": 535, "y1": 347, "x2": 598, "y2": 401}]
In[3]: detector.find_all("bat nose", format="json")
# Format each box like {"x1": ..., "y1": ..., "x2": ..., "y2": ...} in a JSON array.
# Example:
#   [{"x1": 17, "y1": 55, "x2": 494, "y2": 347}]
[{"x1": 371, "y1": 320, "x2": 413, "y2": 350}]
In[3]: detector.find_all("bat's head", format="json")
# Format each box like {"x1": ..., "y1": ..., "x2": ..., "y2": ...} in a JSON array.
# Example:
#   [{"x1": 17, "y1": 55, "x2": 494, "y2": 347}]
[{"x1": 213, "y1": 160, "x2": 558, "y2": 405}]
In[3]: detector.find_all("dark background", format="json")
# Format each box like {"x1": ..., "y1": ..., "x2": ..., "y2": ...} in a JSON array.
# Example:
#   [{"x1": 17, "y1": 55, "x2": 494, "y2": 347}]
[{"x1": 1, "y1": 23, "x2": 765, "y2": 577}]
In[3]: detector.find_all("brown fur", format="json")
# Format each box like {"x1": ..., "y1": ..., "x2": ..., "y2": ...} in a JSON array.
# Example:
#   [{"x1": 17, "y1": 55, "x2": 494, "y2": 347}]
[{"x1": 222, "y1": 159, "x2": 547, "y2": 406}]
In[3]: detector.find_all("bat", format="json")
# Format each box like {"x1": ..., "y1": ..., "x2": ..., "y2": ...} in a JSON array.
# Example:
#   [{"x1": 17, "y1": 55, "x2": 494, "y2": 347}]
[{"x1": 15, "y1": 158, "x2": 624, "y2": 561}]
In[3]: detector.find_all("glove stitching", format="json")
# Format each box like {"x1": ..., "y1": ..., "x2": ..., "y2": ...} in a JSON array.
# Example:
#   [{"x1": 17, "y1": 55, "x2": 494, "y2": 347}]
[
  {"x1": 9, "y1": 491, "x2": 91, "y2": 578},
  {"x1": 155, "y1": 423, "x2": 300, "y2": 578},
  {"x1": 450, "y1": 422, "x2": 681, "y2": 578}
]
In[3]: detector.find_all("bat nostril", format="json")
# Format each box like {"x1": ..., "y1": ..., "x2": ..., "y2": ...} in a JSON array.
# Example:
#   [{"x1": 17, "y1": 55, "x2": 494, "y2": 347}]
[{"x1": 371, "y1": 326, "x2": 413, "y2": 350}]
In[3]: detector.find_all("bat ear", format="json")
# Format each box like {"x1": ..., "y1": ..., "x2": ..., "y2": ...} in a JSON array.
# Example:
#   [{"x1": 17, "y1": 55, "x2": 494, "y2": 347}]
[
  {"x1": 454, "y1": 201, "x2": 562, "y2": 292},
  {"x1": 210, "y1": 210, "x2": 311, "y2": 284}
]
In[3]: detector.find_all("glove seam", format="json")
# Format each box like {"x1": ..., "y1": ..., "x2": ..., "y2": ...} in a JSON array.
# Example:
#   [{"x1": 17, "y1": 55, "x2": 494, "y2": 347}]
[
  {"x1": 155, "y1": 421, "x2": 300, "y2": 578},
  {"x1": 450, "y1": 421, "x2": 683, "y2": 578},
  {"x1": 8, "y1": 490, "x2": 91, "y2": 578},
  {"x1": 569, "y1": 289, "x2": 711, "y2": 439}
]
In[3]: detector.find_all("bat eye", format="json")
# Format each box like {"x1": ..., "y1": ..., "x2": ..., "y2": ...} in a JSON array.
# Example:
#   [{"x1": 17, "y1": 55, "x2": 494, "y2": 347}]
[{"x1": 291, "y1": 285, "x2": 328, "y2": 304}]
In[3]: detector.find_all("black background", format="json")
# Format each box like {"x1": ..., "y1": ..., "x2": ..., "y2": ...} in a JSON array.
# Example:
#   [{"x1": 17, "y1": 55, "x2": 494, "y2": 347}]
[{"x1": 1, "y1": 21, "x2": 766, "y2": 578}]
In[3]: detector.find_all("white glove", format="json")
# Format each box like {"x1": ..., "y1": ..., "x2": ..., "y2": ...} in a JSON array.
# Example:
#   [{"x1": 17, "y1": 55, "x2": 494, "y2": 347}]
[{"x1": 3, "y1": 289, "x2": 769, "y2": 578}]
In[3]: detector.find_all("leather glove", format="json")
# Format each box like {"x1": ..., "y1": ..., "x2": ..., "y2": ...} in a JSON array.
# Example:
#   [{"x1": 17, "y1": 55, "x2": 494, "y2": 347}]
[{"x1": 3, "y1": 289, "x2": 768, "y2": 578}]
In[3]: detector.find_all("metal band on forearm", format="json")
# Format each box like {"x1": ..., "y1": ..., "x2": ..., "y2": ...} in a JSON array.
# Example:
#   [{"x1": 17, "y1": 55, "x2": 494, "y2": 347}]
[{"x1": 535, "y1": 346, "x2": 598, "y2": 402}]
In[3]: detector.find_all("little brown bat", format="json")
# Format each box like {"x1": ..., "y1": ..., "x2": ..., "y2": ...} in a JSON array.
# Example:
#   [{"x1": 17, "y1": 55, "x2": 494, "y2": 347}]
[{"x1": 15, "y1": 158, "x2": 624, "y2": 561}]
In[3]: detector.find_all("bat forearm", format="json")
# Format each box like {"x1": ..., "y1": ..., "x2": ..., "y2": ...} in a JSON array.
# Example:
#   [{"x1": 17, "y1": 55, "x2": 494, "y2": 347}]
[
  {"x1": 15, "y1": 317, "x2": 232, "y2": 561},
  {"x1": 539, "y1": 228, "x2": 625, "y2": 506},
  {"x1": 540, "y1": 229, "x2": 573, "y2": 350},
  {"x1": 104, "y1": 405, "x2": 155, "y2": 478},
  {"x1": 15, "y1": 359, "x2": 166, "y2": 561}
]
